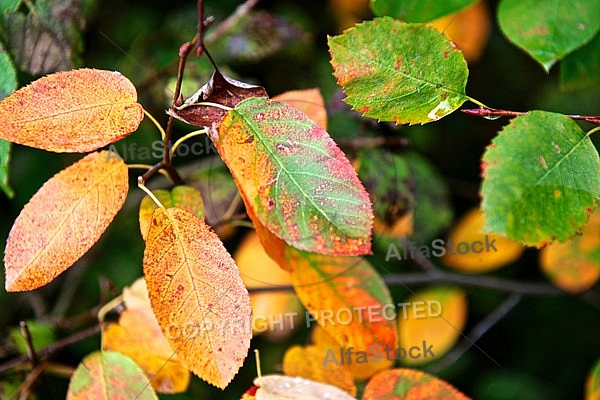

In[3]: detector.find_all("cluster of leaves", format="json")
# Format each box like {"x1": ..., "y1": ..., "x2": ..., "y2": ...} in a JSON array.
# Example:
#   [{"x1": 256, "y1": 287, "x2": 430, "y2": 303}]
[{"x1": 0, "y1": 0, "x2": 599, "y2": 399}]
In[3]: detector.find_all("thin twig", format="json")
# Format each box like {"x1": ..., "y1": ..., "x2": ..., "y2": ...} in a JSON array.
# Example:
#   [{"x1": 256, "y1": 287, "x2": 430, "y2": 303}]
[
  {"x1": 462, "y1": 108, "x2": 600, "y2": 125},
  {"x1": 427, "y1": 293, "x2": 522, "y2": 373}
]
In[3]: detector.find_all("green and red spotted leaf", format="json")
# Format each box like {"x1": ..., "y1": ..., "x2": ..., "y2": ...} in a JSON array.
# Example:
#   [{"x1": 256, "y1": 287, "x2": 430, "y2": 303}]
[
  {"x1": 67, "y1": 351, "x2": 158, "y2": 400},
  {"x1": 498, "y1": 0, "x2": 600, "y2": 72},
  {"x1": 211, "y1": 96, "x2": 373, "y2": 256},
  {"x1": 587, "y1": 357, "x2": 600, "y2": 400},
  {"x1": 329, "y1": 17, "x2": 469, "y2": 125},
  {"x1": 371, "y1": 0, "x2": 476, "y2": 23},
  {"x1": 362, "y1": 368, "x2": 470, "y2": 399},
  {"x1": 481, "y1": 111, "x2": 600, "y2": 247}
]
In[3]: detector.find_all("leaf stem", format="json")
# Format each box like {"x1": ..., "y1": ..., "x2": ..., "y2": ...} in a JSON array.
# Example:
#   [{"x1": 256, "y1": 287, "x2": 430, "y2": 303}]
[
  {"x1": 143, "y1": 109, "x2": 166, "y2": 141},
  {"x1": 463, "y1": 107, "x2": 600, "y2": 125},
  {"x1": 170, "y1": 129, "x2": 208, "y2": 157},
  {"x1": 465, "y1": 96, "x2": 492, "y2": 109},
  {"x1": 587, "y1": 125, "x2": 600, "y2": 136},
  {"x1": 137, "y1": 180, "x2": 165, "y2": 208}
]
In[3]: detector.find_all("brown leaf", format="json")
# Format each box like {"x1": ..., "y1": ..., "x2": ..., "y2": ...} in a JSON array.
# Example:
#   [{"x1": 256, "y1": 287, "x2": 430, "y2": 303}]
[
  {"x1": 143, "y1": 207, "x2": 251, "y2": 388},
  {"x1": 0, "y1": 68, "x2": 144, "y2": 152},
  {"x1": 4, "y1": 151, "x2": 128, "y2": 291},
  {"x1": 168, "y1": 70, "x2": 267, "y2": 128}
]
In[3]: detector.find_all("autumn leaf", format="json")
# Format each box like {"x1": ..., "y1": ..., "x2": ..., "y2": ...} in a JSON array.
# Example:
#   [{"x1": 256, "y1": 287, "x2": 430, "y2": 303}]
[
  {"x1": 168, "y1": 70, "x2": 267, "y2": 128},
  {"x1": 442, "y1": 207, "x2": 525, "y2": 273},
  {"x1": 362, "y1": 368, "x2": 470, "y2": 399},
  {"x1": 273, "y1": 88, "x2": 328, "y2": 129},
  {"x1": 283, "y1": 345, "x2": 357, "y2": 396},
  {"x1": 67, "y1": 351, "x2": 158, "y2": 400},
  {"x1": 290, "y1": 250, "x2": 397, "y2": 380},
  {"x1": 540, "y1": 208, "x2": 600, "y2": 293},
  {"x1": 139, "y1": 185, "x2": 204, "y2": 241},
  {"x1": 253, "y1": 375, "x2": 355, "y2": 400},
  {"x1": 142, "y1": 207, "x2": 251, "y2": 388},
  {"x1": 99, "y1": 278, "x2": 191, "y2": 394},
  {"x1": 587, "y1": 357, "x2": 600, "y2": 400},
  {"x1": 212, "y1": 96, "x2": 373, "y2": 256},
  {"x1": 398, "y1": 286, "x2": 468, "y2": 365},
  {"x1": 4, "y1": 151, "x2": 128, "y2": 291},
  {"x1": 234, "y1": 232, "x2": 303, "y2": 340},
  {"x1": 0, "y1": 68, "x2": 144, "y2": 152}
]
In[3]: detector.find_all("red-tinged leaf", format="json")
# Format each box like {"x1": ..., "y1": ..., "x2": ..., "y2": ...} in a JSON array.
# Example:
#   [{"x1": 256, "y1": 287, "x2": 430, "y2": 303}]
[
  {"x1": 362, "y1": 368, "x2": 470, "y2": 400},
  {"x1": 4, "y1": 151, "x2": 128, "y2": 291},
  {"x1": 290, "y1": 250, "x2": 397, "y2": 380},
  {"x1": 0, "y1": 68, "x2": 144, "y2": 152},
  {"x1": 142, "y1": 207, "x2": 251, "y2": 389},
  {"x1": 66, "y1": 351, "x2": 158, "y2": 400},
  {"x1": 168, "y1": 70, "x2": 267, "y2": 128},
  {"x1": 211, "y1": 97, "x2": 373, "y2": 255}
]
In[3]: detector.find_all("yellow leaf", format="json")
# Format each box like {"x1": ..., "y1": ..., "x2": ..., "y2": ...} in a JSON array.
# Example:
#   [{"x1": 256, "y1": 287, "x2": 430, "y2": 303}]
[
  {"x1": 273, "y1": 88, "x2": 328, "y2": 130},
  {"x1": 100, "y1": 278, "x2": 191, "y2": 394},
  {"x1": 442, "y1": 207, "x2": 525, "y2": 273},
  {"x1": 398, "y1": 286, "x2": 468, "y2": 365},
  {"x1": 139, "y1": 186, "x2": 204, "y2": 241},
  {"x1": 363, "y1": 368, "x2": 470, "y2": 399},
  {"x1": 4, "y1": 151, "x2": 128, "y2": 291},
  {"x1": 0, "y1": 69, "x2": 144, "y2": 152},
  {"x1": 234, "y1": 232, "x2": 303, "y2": 340},
  {"x1": 282, "y1": 345, "x2": 356, "y2": 396},
  {"x1": 291, "y1": 251, "x2": 397, "y2": 380},
  {"x1": 142, "y1": 207, "x2": 251, "y2": 388},
  {"x1": 540, "y1": 208, "x2": 600, "y2": 293}
]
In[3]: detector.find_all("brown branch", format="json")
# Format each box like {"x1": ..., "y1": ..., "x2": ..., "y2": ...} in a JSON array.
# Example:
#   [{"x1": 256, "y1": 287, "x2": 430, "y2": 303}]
[
  {"x1": 462, "y1": 108, "x2": 600, "y2": 125},
  {"x1": 0, "y1": 324, "x2": 100, "y2": 375}
]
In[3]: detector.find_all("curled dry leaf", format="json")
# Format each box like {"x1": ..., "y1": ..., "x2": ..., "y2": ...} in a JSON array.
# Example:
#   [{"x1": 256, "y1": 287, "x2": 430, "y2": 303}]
[
  {"x1": 143, "y1": 207, "x2": 251, "y2": 388},
  {"x1": 0, "y1": 68, "x2": 144, "y2": 152},
  {"x1": 4, "y1": 151, "x2": 128, "y2": 291}
]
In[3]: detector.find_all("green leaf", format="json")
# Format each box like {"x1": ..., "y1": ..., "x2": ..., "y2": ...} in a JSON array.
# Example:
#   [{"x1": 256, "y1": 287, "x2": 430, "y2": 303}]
[
  {"x1": 0, "y1": 0, "x2": 21, "y2": 13},
  {"x1": 403, "y1": 152, "x2": 453, "y2": 243},
  {"x1": 329, "y1": 17, "x2": 469, "y2": 125},
  {"x1": 560, "y1": 33, "x2": 600, "y2": 91},
  {"x1": 356, "y1": 148, "x2": 414, "y2": 224},
  {"x1": 371, "y1": 0, "x2": 476, "y2": 23},
  {"x1": 481, "y1": 111, "x2": 600, "y2": 247},
  {"x1": 497, "y1": 0, "x2": 600, "y2": 72},
  {"x1": 587, "y1": 357, "x2": 600, "y2": 400},
  {"x1": 67, "y1": 351, "x2": 158, "y2": 400},
  {"x1": 213, "y1": 96, "x2": 374, "y2": 256},
  {"x1": 0, "y1": 43, "x2": 16, "y2": 198},
  {"x1": 9, "y1": 321, "x2": 55, "y2": 355}
]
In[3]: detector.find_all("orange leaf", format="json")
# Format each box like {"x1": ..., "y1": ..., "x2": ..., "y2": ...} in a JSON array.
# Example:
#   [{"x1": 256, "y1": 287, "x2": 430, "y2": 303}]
[
  {"x1": 291, "y1": 251, "x2": 397, "y2": 380},
  {"x1": 442, "y1": 207, "x2": 525, "y2": 273},
  {"x1": 540, "y1": 208, "x2": 600, "y2": 293},
  {"x1": 142, "y1": 207, "x2": 251, "y2": 388},
  {"x1": 283, "y1": 345, "x2": 356, "y2": 396},
  {"x1": 234, "y1": 232, "x2": 303, "y2": 340},
  {"x1": 4, "y1": 151, "x2": 128, "y2": 291},
  {"x1": 428, "y1": 0, "x2": 491, "y2": 63},
  {"x1": 100, "y1": 278, "x2": 191, "y2": 394},
  {"x1": 272, "y1": 88, "x2": 328, "y2": 130},
  {"x1": 0, "y1": 68, "x2": 144, "y2": 152},
  {"x1": 362, "y1": 368, "x2": 470, "y2": 400},
  {"x1": 398, "y1": 286, "x2": 468, "y2": 365}
]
